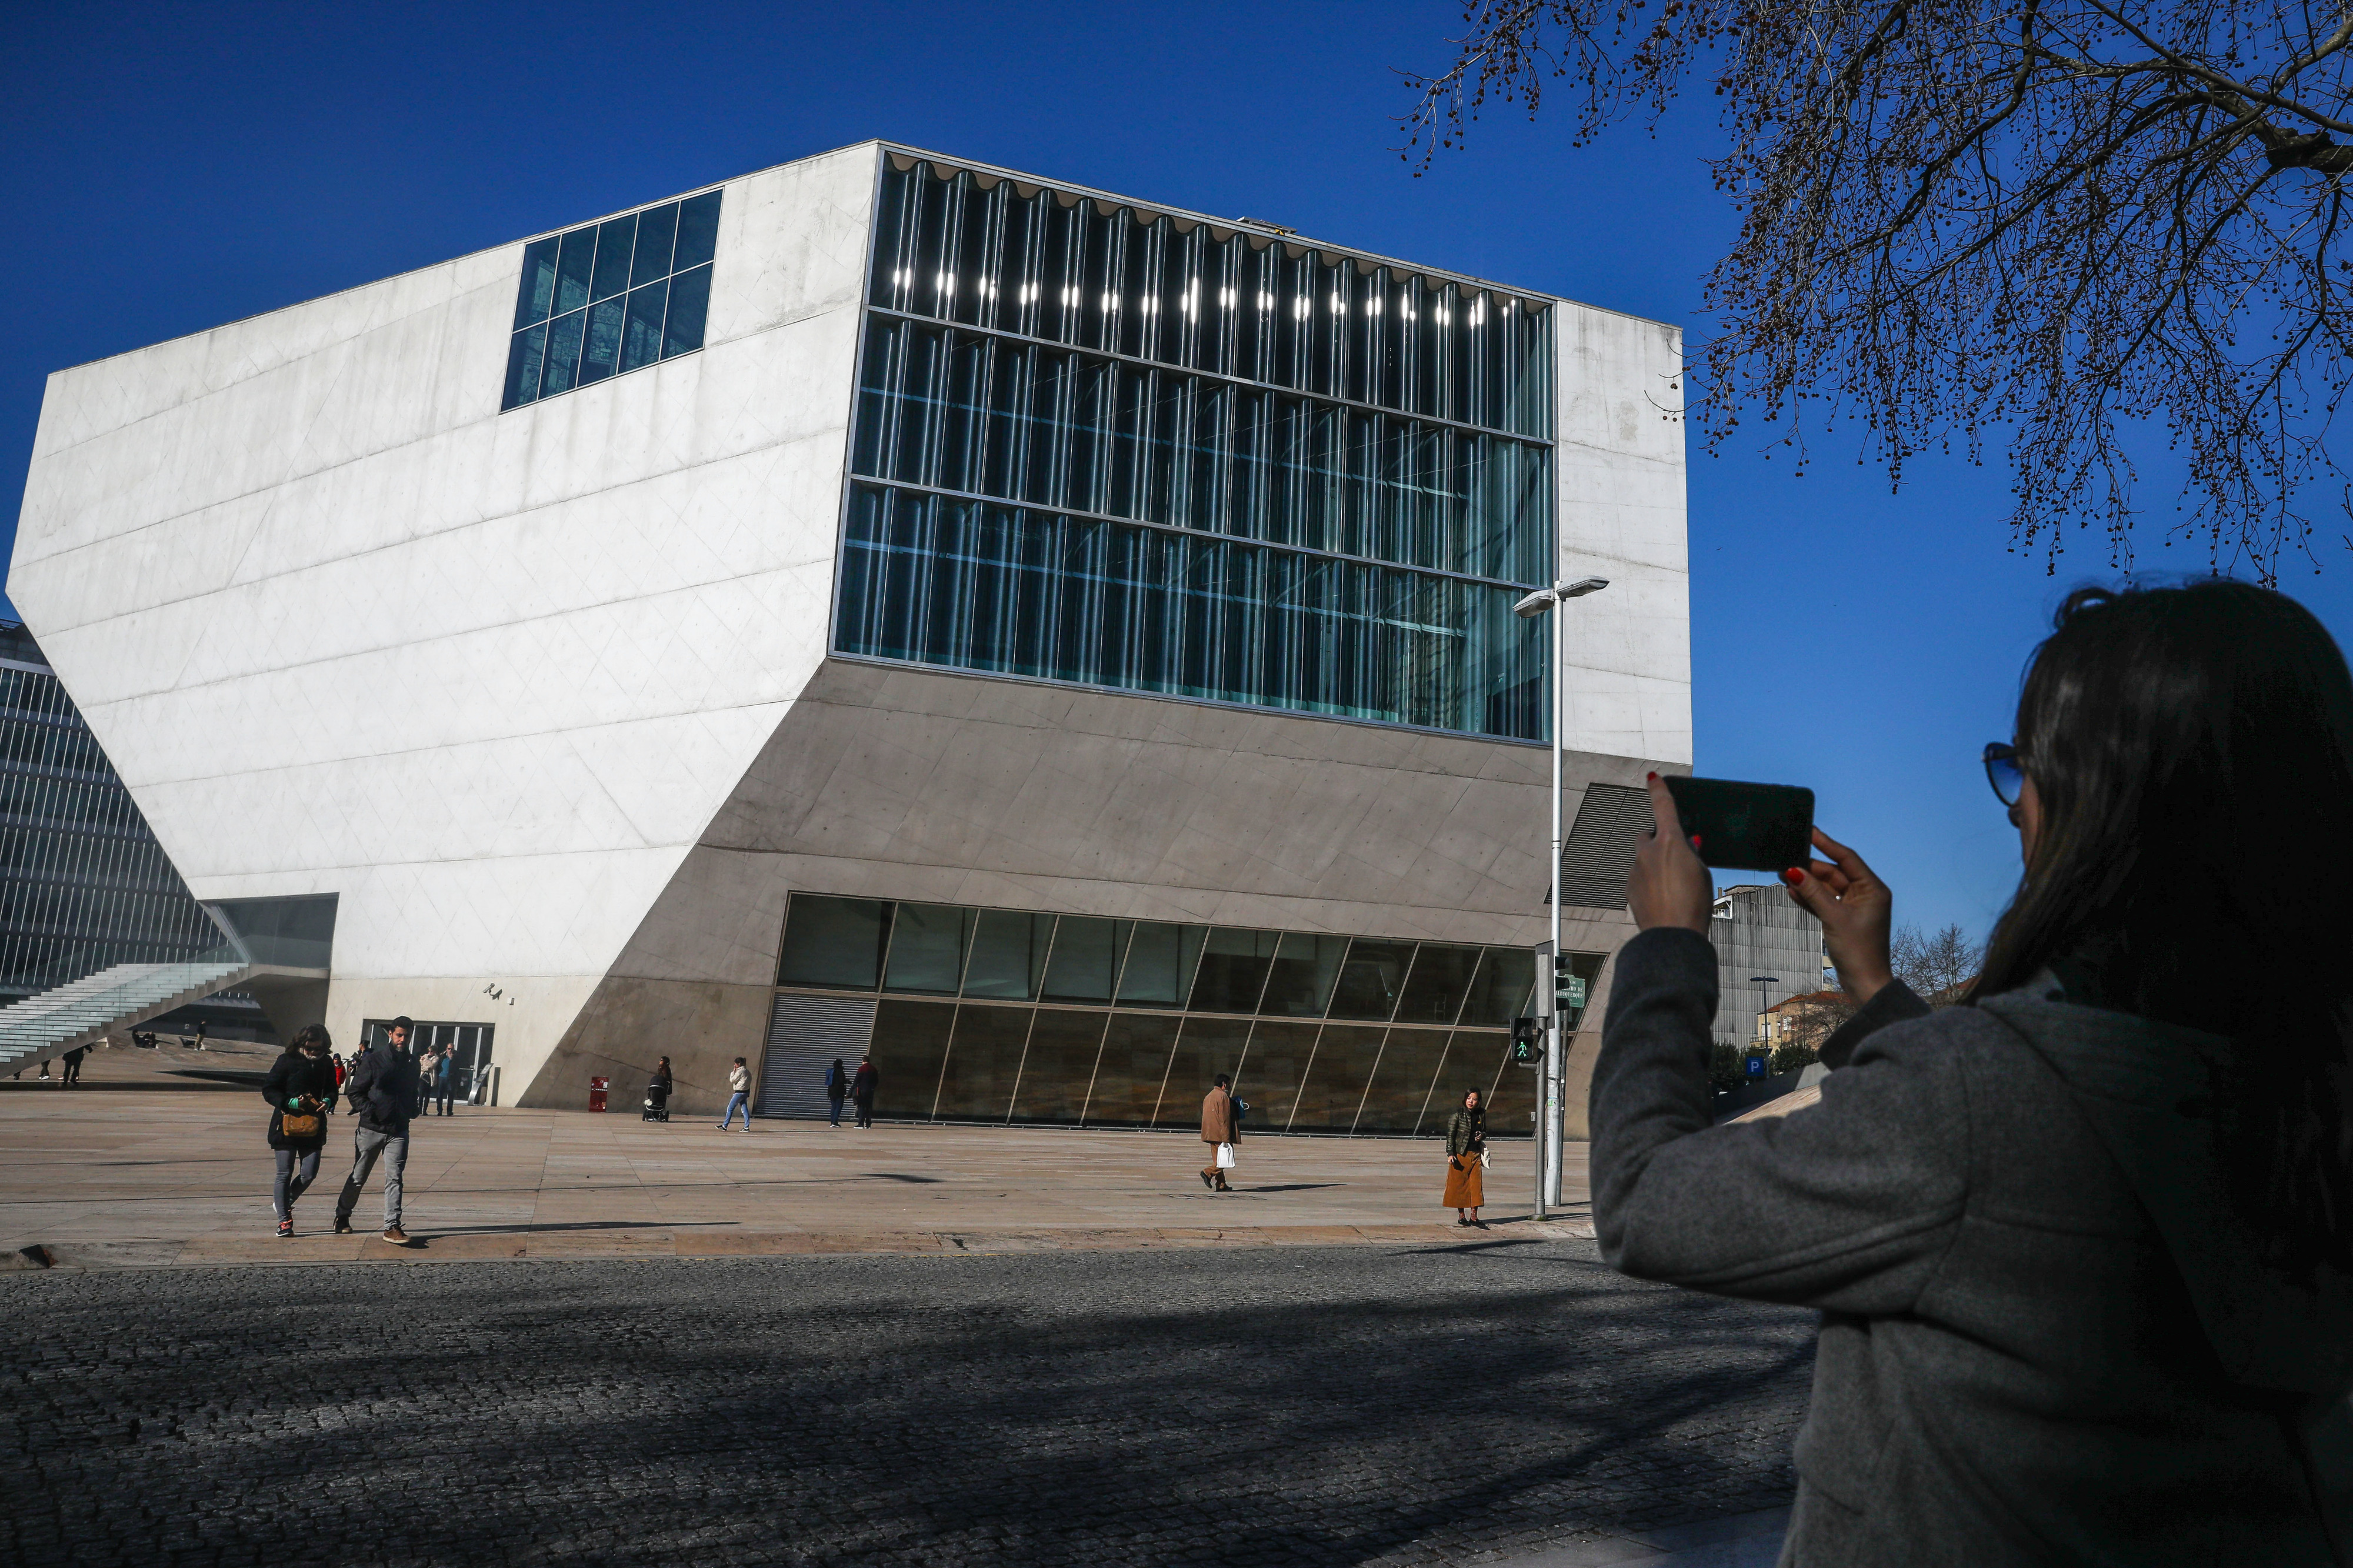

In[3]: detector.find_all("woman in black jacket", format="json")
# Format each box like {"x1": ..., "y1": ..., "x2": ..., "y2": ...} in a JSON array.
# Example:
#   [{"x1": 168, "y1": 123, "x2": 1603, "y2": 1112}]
[
  {"x1": 645, "y1": 1056, "x2": 674, "y2": 1122},
  {"x1": 262, "y1": 1025, "x2": 338, "y2": 1238},
  {"x1": 1597, "y1": 582, "x2": 2353, "y2": 1565}
]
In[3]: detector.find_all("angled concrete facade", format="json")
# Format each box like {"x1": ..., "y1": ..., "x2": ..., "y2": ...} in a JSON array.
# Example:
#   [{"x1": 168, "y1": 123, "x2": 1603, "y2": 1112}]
[{"x1": 11, "y1": 141, "x2": 1687, "y2": 1131}]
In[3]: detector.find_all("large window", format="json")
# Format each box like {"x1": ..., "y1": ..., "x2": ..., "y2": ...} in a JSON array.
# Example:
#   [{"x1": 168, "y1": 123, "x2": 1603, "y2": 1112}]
[
  {"x1": 767, "y1": 892, "x2": 1598, "y2": 1136},
  {"x1": 504, "y1": 189, "x2": 721, "y2": 411},
  {"x1": 840, "y1": 156, "x2": 1555, "y2": 743}
]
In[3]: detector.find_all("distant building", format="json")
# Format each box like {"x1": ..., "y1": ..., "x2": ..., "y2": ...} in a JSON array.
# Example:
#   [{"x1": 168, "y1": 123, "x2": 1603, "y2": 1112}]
[
  {"x1": 0, "y1": 620, "x2": 270, "y2": 1037},
  {"x1": 1708, "y1": 884, "x2": 1829, "y2": 1046}
]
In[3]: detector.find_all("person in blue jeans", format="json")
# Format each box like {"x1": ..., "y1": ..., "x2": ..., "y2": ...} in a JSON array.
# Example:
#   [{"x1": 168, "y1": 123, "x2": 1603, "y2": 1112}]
[
  {"x1": 430, "y1": 1049, "x2": 456, "y2": 1116},
  {"x1": 718, "y1": 1057, "x2": 753, "y2": 1131},
  {"x1": 825, "y1": 1057, "x2": 847, "y2": 1127}
]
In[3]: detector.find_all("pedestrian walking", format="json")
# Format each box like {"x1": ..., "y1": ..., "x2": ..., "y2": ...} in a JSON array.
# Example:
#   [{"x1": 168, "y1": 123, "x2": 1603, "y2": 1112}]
[
  {"x1": 263, "y1": 1025, "x2": 337, "y2": 1237},
  {"x1": 850, "y1": 1055, "x2": 877, "y2": 1128},
  {"x1": 1199, "y1": 1072, "x2": 1238, "y2": 1192},
  {"x1": 1598, "y1": 582, "x2": 2353, "y2": 1564},
  {"x1": 429, "y1": 1047, "x2": 455, "y2": 1116},
  {"x1": 825, "y1": 1057, "x2": 848, "y2": 1127},
  {"x1": 59, "y1": 1045, "x2": 88, "y2": 1085},
  {"x1": 644, "y1": 1055, "x2": 673, "y2": 1121},
  {"x1": 333, "y1": 1016, "x2": 420, "y2": 1245},
  {"x1": 719, "y1": 1056, "x2": 753, "y2": 1131},
  {"x1": 1442, "y1": 1088, "x2": 1487, "y2": 1227},
  {"x1": 414, "y1": 1043, "x2": 441, "y2": 1117}
]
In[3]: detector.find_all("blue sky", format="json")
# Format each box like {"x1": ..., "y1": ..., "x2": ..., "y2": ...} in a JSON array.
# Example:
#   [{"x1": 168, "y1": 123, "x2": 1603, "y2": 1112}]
[{"x1": 8, "y1": 1, "x2": 2340, "y2": 943}]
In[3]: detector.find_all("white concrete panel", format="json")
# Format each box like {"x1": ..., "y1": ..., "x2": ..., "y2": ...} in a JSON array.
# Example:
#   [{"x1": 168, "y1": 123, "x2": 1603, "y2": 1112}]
[
  {"x1": 10, "y1": 142, "x2": 882, "y2": 1097},
  {"x1": 1553, "y1": 304, "x2": 1692, "y2": 766}
]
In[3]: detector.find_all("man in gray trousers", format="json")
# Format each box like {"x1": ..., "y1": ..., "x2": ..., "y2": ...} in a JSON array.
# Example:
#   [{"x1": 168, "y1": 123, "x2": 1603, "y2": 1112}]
[{"x1": 334, "y1": 1016, "x2": 421, "y2": 1245}]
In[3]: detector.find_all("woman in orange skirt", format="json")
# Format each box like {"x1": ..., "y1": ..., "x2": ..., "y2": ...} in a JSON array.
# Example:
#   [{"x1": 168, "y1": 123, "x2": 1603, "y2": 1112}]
[{"x1": 1442, "y1": 1087, "x2": 1487, "y2": 1227}]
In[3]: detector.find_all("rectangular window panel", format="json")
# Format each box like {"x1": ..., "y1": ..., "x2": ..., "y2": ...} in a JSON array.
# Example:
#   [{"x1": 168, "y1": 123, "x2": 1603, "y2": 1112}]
[
  {"x1": 1288, "y1": 1023, "x2": 1385, "y2": 1132},
  {"x1": 883, "y1": 902, "x2": 972, "y2": 995},
  {"x1": 590, "y1": 214, "x2": 636, "y2": 302},
  {"x1": 1084, "y1": 1012, "x2": 1182, "y2": 1126},
  {"x1": 935, "y1": 1003, "x2": 1032, "y2": 1120},
  {"x1": 619, "y1": 279, "x2": 668, "y2": 374},
  {"x1": 1156, "y1": 1015, "x2": 1252, "y2": 1127},
  {"x1": 514, "y1": 237, "x2": 559, "y2": 329},
  {"x1": 1327, "y1": 939, "x2": 1416, "y2": 1021},
  {"x1": 662, "y1": 263, "x2": 712, "y2": 358},
  {"x1": 502, "y1": 323, "x2": 548, "y2": 411},
  {"x1": 1188, "y1": 927, "x2": 1279, "y2": 1014},
  {"x1": 1009, "y1": 1007, "x2": 1108, "y2": 1123},
  {"x1": 541, "y1": 309, "x2": 586, "y2": 398},
  {"x1": 867, "y1": 997, "x2": 954, "y2": 1119},
  {"x1": 674, "y1": 189, "x2": 722, "y2": 271},
  {"x1": 631, "y1": 202, "x2": 679, "y2": 288},
  {"x1": 776, "y1": 895, "x2": 892, "y2": 989},
  {"x1": 502, "y1": 190, "x2": 719, "y2": 410},
  {"x1": 578, "y1": 296, "x2": 624, "y2": 386},
  {"x1": 962, "y1": 909, "x2": 1053, "y2": 1000},
  {"x1": 1395, "y1": 943, "x2": 1482, "y2": 1027},
  {"x1": 554, "y1": 228, "x2": 596, "y2": 316},
  {"x1": 1236, "y1": 1020, "x2": 1318, "y2": 1132},
  {"x1": 1039, "y1": 915, "x2": 1128, "y2": 1003},
  {"x1": 1259, "y1": 932, "x2": 1348, "y2": 1018},
  {"x1": 1355, "y1": 1026, "x2": 1448, "y2": 1135},
  {"x1": 1115, "y1": 921, "x2": 1205, "y2": 1007},
  {"x1": 1459, "y1": 946, "x2": 1537, "y2": 1027}
]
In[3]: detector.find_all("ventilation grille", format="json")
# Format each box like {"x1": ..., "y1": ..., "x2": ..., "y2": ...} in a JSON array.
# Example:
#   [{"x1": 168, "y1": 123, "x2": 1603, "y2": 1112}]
[
  {"x1": 1557, "y1": 783, "x2": 1652, "y2": 910},
  {"x1": 757, "y1": 993, "x2": 878, "y2": 1118}
]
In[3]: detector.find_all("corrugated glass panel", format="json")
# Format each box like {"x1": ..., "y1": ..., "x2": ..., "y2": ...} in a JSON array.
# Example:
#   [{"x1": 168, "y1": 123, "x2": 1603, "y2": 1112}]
[
  {"x1": 1460, "y1": 947, "x2": 1537, "y2": 1027},
  {"x1": 1259, "y1": 933, "x2": 1348, "y2": 1018},
  {"x1": 776, "y1": 895, "x2": 892, "y2": 989},
  {"x1": 1328, "y1": 939, "x2": 1415, "y2": 1021},
  {"x1": 962, "y1": 910, "x2": 1052, "y2": 1000},
  {"x1": 1189, "y1": 928, "x2": 1279, "y2": 1014},
  {"x1": 936, "y1": 1003, "x2": 1031, "y2": 1119},
  {"x1": 1357, "y1": 1026, "x2": 1449, "y2": 1135},
  {"x1": 1084, "y1": 1012, "x2": 1182, "y2": 1125},
  {"x1": 1115, "y1": 922, "x2": 1205, "y2": 1007},
  {"x1": 1010, "y1": 1008, "x2": 1108, "y2": 1123},
  {"x1": 1041, "y1": 916, "x2": 1128, "y2": 1003},
  {"x1": 866, "y1": 998, "x2": 953, "y2": 1118},
  {"x1": 1288, "y1": 1023, "x2": 1384, "y2": 1131},
  {"x1": 883, "y1": 903, "x2": 972, "y2": 995},
  {"x1": 1236, "y1": 1020, "x2": 1318, "y2": 1132},
  {"x1": 1395, "y1": 944, "x2": 1482, "y2": 1027},
  {"x1": 1156, "y1": 1015, "x2": 1251, "y2": 1127}
]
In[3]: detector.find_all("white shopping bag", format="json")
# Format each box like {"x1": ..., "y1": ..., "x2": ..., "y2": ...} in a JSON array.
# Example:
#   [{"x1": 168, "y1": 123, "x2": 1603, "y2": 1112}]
[{"x1": 1215, "y1": 1142, "x2": 1236, "y2": 1169}]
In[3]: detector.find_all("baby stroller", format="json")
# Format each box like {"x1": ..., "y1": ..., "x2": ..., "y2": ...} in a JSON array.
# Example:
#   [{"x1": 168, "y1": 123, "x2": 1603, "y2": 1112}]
[{"x1": 642, "y1": 1081, "x2": 671, "y2": 1122}]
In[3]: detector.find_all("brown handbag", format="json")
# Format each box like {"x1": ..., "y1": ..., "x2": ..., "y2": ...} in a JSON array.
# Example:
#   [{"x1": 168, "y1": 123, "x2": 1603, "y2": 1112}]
[{"x1": 278, "y1": 1107, "x2": 324, "y2": 1140}]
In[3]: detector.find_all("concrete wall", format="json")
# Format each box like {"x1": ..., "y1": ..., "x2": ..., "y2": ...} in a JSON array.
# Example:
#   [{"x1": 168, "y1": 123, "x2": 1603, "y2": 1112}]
[
  {"x1": 529, "y1": 659, "x2": 1664, "y2": 1114},
  {"x1": 11, "y1": 142, "x2": 882, "y2": 1089}
]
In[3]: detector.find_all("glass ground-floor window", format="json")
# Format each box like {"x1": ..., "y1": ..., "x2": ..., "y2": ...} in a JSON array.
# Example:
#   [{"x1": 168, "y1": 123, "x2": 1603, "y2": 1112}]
[
  {"x1": 759, "y1": 890, "x2": 1606, "y2": 1135},
  {"x1": 835, "y1": 483, "x2": 1548, "y2": 741}
]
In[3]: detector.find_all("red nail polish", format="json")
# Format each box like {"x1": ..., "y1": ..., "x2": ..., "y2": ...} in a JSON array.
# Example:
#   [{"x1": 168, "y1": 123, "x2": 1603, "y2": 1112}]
[
  {"x1": 1781, "y1": 868, "x2": 1804, "y2": 886},
  {"x1": 1689, "y1": 834, "x2": 1702, "y2": 850},
  {"x1": 1647, "y1": 770, "x2": 1658, "y2": 782}
]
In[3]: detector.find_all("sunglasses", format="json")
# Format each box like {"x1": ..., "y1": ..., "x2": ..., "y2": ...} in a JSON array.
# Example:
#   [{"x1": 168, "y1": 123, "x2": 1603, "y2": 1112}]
[{"x1": 1982, "y1": 742, "x2": 2025, "y2": 808}]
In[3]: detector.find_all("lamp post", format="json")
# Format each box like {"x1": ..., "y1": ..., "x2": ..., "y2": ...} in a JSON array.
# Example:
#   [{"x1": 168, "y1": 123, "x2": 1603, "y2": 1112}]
[
  {"x1": 1749, "y1": 975, "x2": 1781, "y2": 1060},
  {"x1": 1513, "y1": 574, "x2": 1609, "y2": 1220}
]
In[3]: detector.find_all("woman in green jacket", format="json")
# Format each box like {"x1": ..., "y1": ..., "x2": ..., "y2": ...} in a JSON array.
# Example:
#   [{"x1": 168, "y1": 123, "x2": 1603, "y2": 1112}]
[{"x1": 1443, "y1": 1089, "x2": 1487, "y2": 1227}]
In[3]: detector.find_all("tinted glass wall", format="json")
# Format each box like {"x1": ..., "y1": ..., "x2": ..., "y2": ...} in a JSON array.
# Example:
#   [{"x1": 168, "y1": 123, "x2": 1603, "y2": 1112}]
[
  {"x1": 0, "y1": 626, "x2": 228, "y2": 1003},
  {"x1": 840, "y1": 156, "x2": 1555, "y2": 742},
  {"x1": 771, "y1": 892, "x2": 1604, "y2": 1136},
  {"x1": 504, "y1": 189, "x2": 721, "y2": 411}
]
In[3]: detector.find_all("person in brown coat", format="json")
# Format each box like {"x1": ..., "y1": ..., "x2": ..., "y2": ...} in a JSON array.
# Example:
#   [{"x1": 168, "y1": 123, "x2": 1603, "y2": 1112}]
[{"x1": 1199, "y1": 1072, "x2": 1238, "y2": 1192}]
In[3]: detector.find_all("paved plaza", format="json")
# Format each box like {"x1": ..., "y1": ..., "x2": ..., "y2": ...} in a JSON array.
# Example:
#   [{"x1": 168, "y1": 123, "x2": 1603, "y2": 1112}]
[
  {"x1": 4, "y1": 1245, "x2": 1807, "y2": 1567},
  {"x1": 2, "y1": 1062, "x2": 1807, "y2": 1566}
]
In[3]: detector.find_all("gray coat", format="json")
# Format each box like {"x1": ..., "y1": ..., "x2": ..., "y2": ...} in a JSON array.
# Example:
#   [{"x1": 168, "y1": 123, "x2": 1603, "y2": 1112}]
[{"x1": 1592, "y1": 927, "x2": 2353, "y2": 1566}]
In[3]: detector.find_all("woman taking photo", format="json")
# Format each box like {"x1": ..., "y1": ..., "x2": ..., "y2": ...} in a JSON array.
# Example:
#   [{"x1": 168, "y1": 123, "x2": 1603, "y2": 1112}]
[
  {"x1": 262, "y1": 1025, "x2": 338, "y2": 1237},
  {"x1": 1443, "y1": 1088, "x2": 1487, "y2": 1227},
  {"x1": 1595, "y1": 582, "x2": 2352, "y2": 1563}
]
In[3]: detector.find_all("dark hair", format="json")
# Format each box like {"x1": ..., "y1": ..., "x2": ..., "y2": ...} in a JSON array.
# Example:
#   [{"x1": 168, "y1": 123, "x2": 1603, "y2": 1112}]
[
  {"x1": 1214, "y1": 1073, "x2": 1232, "y2": 1087},
  {"x1": 1463, "y1": 1087, "x2": 1482, "y2": 1105},
  {"x1": 291, "y1": 1024, "x2": 331, "y2": 1053},
  {"x1": 1973, "y1": 582, "x2": 2353, "y2": 1273},
  {"x1": 389, "y1": 1016, "x2": 413, "y2": 1033}
]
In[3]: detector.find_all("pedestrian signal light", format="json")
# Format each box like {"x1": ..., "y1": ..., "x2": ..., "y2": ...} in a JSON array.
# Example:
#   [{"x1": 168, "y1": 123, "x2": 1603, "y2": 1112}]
[{"x1": 1509, "y1": 1016, "x2": 1542, "y2": 1067}]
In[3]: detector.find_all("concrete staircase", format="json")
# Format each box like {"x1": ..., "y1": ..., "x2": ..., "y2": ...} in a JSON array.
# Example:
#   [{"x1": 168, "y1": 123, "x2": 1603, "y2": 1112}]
[{"x1": 0, "y1": 959, "x2": 255, "y2": 1077}]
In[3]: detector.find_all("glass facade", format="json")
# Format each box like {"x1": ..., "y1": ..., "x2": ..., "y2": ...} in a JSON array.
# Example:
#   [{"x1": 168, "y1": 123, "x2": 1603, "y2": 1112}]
[
  {"x1": 0, "y1": 623, "x2": 228, "y2": 1005},
  {"x1": 838, "y1": 155, "x2": 1556, "y2": 742},
  {"x1": 503, "y1": 189, "x2": 721, "y2": 411},
  {"x1": 770, "y1": 892, "x2": 1605, "y2": 1136}
]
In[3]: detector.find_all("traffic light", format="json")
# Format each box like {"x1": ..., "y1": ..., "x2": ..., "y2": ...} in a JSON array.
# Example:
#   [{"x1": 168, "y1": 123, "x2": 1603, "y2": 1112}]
[
  {"x1": 1510, "y1": 1016, "x2": 1542, "y2": 1067},
  {"x1": 1555, "y1": 956, "x2": 1587, "y2": 1015}
]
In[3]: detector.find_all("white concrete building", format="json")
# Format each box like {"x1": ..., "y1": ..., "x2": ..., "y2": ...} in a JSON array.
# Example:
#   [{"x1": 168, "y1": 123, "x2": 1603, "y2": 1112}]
[{"x1": 9, "y1": 141, "x2": 1688, "y2": 1134}]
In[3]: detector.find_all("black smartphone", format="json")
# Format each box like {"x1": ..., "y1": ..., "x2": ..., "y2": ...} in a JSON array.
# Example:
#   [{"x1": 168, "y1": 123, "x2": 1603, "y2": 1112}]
[{"x1": 1662, "y1": 776, "x2": 1815, "y2": 873}]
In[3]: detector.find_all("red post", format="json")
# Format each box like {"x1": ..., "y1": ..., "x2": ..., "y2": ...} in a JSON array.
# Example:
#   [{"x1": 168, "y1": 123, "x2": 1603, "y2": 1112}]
[{"x1": 588, "y1": 1075, "x2": 609, "y2": 1112}]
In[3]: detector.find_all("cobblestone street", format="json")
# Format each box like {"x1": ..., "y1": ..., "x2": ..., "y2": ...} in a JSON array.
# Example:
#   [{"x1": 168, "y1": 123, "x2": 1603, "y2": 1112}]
[{"x1": 3, "y1": 1241, "x2": 1810, "y2": 1567}]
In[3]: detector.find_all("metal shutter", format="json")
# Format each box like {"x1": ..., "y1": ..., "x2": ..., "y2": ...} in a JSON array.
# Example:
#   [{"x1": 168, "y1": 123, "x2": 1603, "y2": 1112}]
[
  {"x1": 756, "y1": 993, "x2": 878, "y2": 1119},
  {"x1": 1557, "y1": 783, "x2": 1652, "y2": 910}
]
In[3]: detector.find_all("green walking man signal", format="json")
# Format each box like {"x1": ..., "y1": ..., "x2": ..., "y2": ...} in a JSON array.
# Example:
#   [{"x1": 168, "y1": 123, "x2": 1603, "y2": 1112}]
[{"x1": 1509, "y1": 1016, "x2": 1541, "y2": 1067}]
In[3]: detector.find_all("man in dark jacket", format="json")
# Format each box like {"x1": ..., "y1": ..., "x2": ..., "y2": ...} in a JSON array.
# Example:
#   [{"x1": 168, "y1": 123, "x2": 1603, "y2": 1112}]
[{"x1": 332, "y1": 1017, "x2": 421, "y2": 1245}]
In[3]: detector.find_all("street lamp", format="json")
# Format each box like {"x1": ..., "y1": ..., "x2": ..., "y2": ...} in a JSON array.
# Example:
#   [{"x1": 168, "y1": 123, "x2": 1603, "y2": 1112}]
[
  {"x1": 1514, "y1": 575, "x2": 1609, "y2": 1219},
  {"x1": 1749, "y1": 975, "x2": 1781, "y2": 1060}
]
